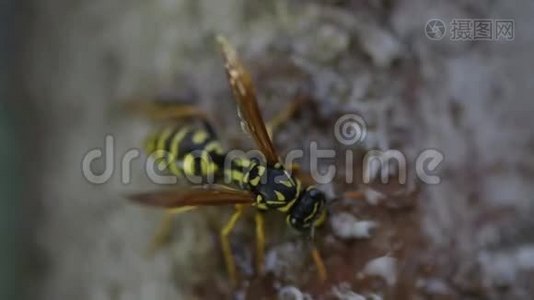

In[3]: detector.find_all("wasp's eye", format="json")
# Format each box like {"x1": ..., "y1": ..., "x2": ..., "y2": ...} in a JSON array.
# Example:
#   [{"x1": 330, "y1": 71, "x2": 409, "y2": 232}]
[
  {"x1": 305, "y1": 187, "x2": 325, "y2": 204},
  {"x1": 286, "y1": 216, "x2": 310, "y2": 231},
  {"x1": 308, "y1": 187, "x2": 320, "y2": 198}
]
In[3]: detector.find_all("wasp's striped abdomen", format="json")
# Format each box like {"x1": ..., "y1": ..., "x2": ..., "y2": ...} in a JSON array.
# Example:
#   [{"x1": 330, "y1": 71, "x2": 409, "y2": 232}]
[
  {"x1": 223, "y1": 156, "x2": 252, "y2": 188},
  {"x1": 144, "y1": 125, "x2": 225, "y2": 182}
]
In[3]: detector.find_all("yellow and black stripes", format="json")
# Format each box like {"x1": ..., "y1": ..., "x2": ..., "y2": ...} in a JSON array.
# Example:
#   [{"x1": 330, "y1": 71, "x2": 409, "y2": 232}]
[
  {"x1": 144, "y1": 125, "x2": 224, "y2": 181},
  {"x1": 223, "y1": 157, "x2": 252, "y2": 188},
  {"x1": 242, "y1": 161, "x2": 301, "y2": 212},
  {"x1": 143, "y1": 124, "x2": 325, "y2": 233}
]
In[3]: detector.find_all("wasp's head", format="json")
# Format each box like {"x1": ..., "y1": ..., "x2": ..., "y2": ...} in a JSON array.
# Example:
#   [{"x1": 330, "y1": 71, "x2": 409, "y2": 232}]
[{"x1": 287, "y1": 186, "x2": 327, "y2": 233}]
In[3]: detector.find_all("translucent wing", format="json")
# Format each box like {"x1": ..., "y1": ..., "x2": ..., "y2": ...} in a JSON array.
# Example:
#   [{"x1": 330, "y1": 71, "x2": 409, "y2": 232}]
[
  {"x1": 216, "y1": 35, "x2": 279, "y2": 165},
  {"x1": 128, "y1": 185, "x2": 255, "y2": 208}
]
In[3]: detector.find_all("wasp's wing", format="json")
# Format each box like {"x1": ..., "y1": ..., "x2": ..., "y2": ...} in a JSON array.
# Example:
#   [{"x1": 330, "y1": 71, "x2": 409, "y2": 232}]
[
  {"x1": 128, "y1": 185, "x2": 254, "y2": 208},
  {"x1": 216, "y1": 35, "x2": 279, "y2": 165}
]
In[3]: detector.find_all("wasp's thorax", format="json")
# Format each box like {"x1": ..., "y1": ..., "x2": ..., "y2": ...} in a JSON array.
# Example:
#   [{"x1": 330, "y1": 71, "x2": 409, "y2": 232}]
[
  {"x1": 244, "y1": 160, "x2": 300, "y2": 212},
  {"x1": 242, "y1": 160, "x2": 327, "y2": 232}
]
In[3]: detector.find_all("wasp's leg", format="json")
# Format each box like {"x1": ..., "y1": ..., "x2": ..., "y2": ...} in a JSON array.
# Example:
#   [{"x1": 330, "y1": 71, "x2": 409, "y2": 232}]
[
  {"x1": 311, "y1": 246, "x2": 327, "y2": 282},
  {"x1": 126, "y1": 101, "x2": 210, "y2": 123},
  {"x1": 266, "y1": 95, "x2": 307, "y2": 138},
  {"x1": 255, "y1": 211, "x2": 265, "y2": 275},
  {"x1": 220, "y1": 205, "x2": 245, "y2": 285},
  {"x1": 145, "y1": 206, "x2": 196, "y2": 257}
]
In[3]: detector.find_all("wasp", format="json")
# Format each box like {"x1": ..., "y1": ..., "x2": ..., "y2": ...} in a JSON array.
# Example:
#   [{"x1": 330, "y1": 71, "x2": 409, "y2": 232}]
[{"x1": 128, "y1": 36, "x2": 337, "y2": 284}]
